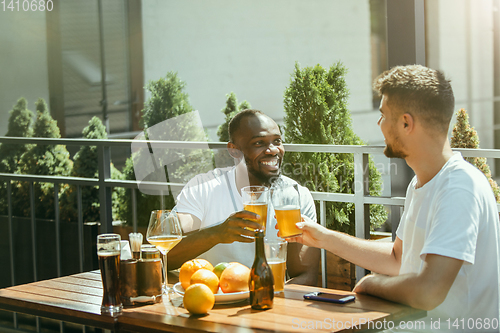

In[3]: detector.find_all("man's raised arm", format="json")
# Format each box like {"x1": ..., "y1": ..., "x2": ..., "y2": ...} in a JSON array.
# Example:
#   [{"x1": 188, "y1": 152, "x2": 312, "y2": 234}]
[{"x1": 167, "y1": 211, "x2": 261, "y2": 269}]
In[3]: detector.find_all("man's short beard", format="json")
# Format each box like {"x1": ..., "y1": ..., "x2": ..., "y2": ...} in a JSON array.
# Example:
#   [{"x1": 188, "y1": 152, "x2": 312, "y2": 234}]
[
  {"x1": 245, "y1": 158, "x2": 281, "y2": 186},
  {"x1": 248, "y1": 168, "x2": 281, "y2": 186},
  {"x1": 384, "y1": 143, "x2": 407, "y2": 159}
]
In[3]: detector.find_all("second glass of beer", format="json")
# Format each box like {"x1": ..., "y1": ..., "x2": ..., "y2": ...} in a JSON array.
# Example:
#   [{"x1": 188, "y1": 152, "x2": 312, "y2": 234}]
[
  {"x1": 97, "y1": 233, "x2": 123, "y2": 315},
  {"x1": 241, "y1": 186, "x2": 269, "y2": 233},
  {"x1": 264, "y1": 239, "x2": 287, "y2": 293},
  {"x1": 271, "y1": 182, "x2": 302, "y2": 237}
]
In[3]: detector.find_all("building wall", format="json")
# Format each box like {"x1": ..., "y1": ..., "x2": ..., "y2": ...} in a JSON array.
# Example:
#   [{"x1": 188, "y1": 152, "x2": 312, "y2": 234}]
[
  {"x1": 0, "y1": 10, "x2": 50, "y2": 136},
  {"x1": 426, "y1": 0, "x2": 495, "y2": 149},
  {"x1": 141, "y1": 0, "x2": 375, "y2": 141},
  {"x1": 0, "y1": 0, "x2": 495, "y2": 155}
]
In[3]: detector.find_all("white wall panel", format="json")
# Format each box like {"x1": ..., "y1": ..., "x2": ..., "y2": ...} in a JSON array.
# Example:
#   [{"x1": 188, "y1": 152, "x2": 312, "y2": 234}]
[
  {"x1": 0, "y1": 10, "x2": 50, "y2": 136},
  {"x1": 142, "y1": 0, "x2": 373, "y2": 140}
]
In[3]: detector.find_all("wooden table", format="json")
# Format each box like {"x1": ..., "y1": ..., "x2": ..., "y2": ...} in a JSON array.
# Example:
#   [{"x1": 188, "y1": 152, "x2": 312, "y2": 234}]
[{"x1": 0, "y1": 271, "x2": 426, "y2": 332}]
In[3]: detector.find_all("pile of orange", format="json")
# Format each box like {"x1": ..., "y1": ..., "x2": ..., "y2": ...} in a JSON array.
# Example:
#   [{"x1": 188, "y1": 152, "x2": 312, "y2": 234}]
[
  {"x1": 179, "y1": 259, "x2": 214, "y2": 290},
  {"x1": 179, "y1": 259, "x2": 250, "y2": 315},
  {"x1": 190, "y1": 269, "x2": 219, "y2": 294},
  {"x1": 183, "y1": 283, "x2": 215, "y2": 315},
  {"x1": 219, "y1": 262, "x2": 250, "y2": 293}
]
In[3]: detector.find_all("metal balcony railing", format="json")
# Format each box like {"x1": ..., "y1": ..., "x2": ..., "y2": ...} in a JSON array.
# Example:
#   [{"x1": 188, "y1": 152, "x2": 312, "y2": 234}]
[{"x1": 1, "y1": 136, "x2": 500, "y2": 291}]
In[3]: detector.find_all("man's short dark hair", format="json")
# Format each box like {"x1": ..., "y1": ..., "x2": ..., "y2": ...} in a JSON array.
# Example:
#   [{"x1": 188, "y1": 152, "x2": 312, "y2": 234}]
[
  {"x1": 373, "y1": 65, "x2": 455, "y2": 133},
  {"x1": 228, "y1": 109, "x2": 266, "y2": 143}
]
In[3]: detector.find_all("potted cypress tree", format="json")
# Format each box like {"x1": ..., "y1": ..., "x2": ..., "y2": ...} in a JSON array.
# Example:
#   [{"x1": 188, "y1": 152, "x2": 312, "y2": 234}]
[
  {"x1": 15, "y1": 98, "x2": 73, "y2": 219},
  {"x1": 283, "y1": 62, "x2": 387, "y2": 232},
  {"x1": 0, "y1": 98, "x2": 34, "y2": 216},
  {"x1": 11, "y1": 98, "x2": 75, "y2": 281},
  {"x1": 60, "y1": 116, "x2": 124, "y2": 224},
  {"x1": 217, "y1": 92, "x2": 251, "y2": 143},
  {"x1": 118, "y1": 72, "x2": 212, "y2": 227},
  {"x1": 282, "y1": 62, "x2": 388, "y2": 289},
  {"x1": 0, "y1": 98, "x2": 34, "y2": 286}
]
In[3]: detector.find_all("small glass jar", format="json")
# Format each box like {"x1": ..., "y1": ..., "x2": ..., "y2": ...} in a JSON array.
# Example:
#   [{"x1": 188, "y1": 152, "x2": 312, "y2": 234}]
[
  {"x1": 137, "y1": 258, "x2": 162, "y2": 298},
  {"x1": 119, "y1": 259, "x2": 138, "y2": 306},
  {"x1": 140, "y1": 244, "x2": 160, "y2": 259}
]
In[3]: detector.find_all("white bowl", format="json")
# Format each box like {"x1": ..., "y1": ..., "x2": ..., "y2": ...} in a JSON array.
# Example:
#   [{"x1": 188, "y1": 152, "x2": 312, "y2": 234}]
[{"x1": 173, "y1": 282, "x2": 249, "y2": 304}]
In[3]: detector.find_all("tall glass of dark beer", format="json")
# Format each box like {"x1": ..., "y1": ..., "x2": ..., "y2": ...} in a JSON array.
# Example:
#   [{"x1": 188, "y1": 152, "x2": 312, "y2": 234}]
[{"x1": 97, "y1": 233, "x2": 123, "y2": 315}]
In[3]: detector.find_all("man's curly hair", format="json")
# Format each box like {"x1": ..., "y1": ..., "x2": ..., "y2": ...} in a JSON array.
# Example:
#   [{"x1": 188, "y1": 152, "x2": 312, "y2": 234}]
[{"x1": 373, "y1": 65, "x2": 455, "y2": 134}]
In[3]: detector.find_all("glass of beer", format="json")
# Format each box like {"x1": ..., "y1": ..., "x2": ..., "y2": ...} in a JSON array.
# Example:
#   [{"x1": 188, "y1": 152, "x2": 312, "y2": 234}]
[
  {"x1": 271, "y1": 182, "x2": 302, "y2": 237},
  {"x1": 264, "y1": 239, "x2": 287, "y2": 293},
  {"x1": 97, "y1": 233, "x2": 123, "y2": 315},
  {"x1": 242, "y1": 186, "x2": 269, "y2": 233},
  {"x1": 146, "y1": 210, "x2": 183, "y2": 294}
]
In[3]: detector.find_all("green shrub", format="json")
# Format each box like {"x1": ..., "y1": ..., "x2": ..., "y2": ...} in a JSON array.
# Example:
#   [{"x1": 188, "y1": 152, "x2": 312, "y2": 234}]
[
  {"x1": 217, "y1": 92, "x2": 251, "y2": 143},
  {"x1": 215, "y1": 92, "x2": 251, "y2": 167},
  {"x1": 60, "y1": 116, "x2": 124, "y2": 223},
  {"x1": 282, "y1": 62, "x2": 387, "y2": 234},
  {"x1": 118, "y1": 72, "x2": 212, "y2": 226},
  {"x1": 0, "y1": 98, "x2": 34, "y2": 172},
  {"x1": 0, "y1": 98, "x2": 34, "y2": 215},
  {"x1": 15, "y1": 98, "x2": 73, "y2": 219}
]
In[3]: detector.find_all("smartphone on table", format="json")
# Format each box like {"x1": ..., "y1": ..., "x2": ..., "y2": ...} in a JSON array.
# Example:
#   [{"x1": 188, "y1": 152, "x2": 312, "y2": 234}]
[{"x1": 303, "y1": 292, "x2": 355, "y2": 304}]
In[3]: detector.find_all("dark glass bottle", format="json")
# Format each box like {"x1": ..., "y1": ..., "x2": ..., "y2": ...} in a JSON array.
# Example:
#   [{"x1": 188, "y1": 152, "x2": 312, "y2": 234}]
[{"x1": 249, "y1": 231, "x2": 274, "y2": 310}]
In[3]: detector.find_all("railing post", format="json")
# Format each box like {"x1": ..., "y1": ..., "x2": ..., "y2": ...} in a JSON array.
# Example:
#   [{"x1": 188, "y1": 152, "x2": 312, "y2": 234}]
[
  {"x1": 77, "y1": 185, "x2": 85, "y2": 272},
  {"x1": 7, "y1": 181, "x2": 15, "y2": 287},
  {"x1": 320, "y1": 200, "x2": 327, "y2": 288},
  {"x1": 30, "y1": 182, "x2": 38, "y2": 282},
  {"x1": 353, "y1": 152, "x2": 370, "y2": 282},
  {"x1": 390, "y1": 157, "x2": 408, "y2": 240},
  {"x1": 132, "y1": 188, "x2": 138, "y2": 232},
  {"x1": 98, "y1": 145, "x2": 113, "y2": 233},
  {"x1": 54, "y1": 183, "x2": 61, "y2": 277},
  {"x1": 6, "y1": 180, "x2": 18, "y2": 327}
]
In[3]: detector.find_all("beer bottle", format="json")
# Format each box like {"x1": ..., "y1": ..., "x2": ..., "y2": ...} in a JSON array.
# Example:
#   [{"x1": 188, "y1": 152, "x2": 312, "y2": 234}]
[{"x1": 249, "y1": 231, "x2": 274, "y2": 310}]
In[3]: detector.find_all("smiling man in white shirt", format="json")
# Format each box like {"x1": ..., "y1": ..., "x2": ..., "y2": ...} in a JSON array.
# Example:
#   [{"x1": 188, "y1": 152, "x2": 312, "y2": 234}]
[{"x1": 168, "y1": 109, "x2": 320, "y2": 286}]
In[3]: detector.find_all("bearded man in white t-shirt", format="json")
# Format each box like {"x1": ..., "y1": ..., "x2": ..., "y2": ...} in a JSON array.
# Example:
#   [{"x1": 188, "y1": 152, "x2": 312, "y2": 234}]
[
  {"x1": 168, "y1": 110, "x2": 320, "y2": 286},
  {"x1": 288, "y1": 65, "x2": 500, "y2": 332}
]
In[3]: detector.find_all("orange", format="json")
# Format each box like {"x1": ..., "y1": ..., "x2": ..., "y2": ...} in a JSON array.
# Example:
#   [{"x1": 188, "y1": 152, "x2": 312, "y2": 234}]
[
  {"x1": 179, "y1": 259, "x2": 214, "y2": 290},
  {"x1": 219, "y1": 262, "x2": 250, "y2": 293},
  {"x1": 190, "y1": 269, "x2": 219, "y2": 294},
  {"x1": 183, "y1": 283, "x2": 215, "y2": 315},
  {"x1": 213, "y1": 262, "x2": 230, "y2": 279}
]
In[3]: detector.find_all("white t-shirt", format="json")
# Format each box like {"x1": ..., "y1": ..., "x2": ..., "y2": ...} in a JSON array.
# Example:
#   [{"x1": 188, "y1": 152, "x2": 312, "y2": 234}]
[
  {"x1": 175, "y1": 166, "x2": 317, "y2": 268},
  {"x1": 395, "y1": 153, "x2": 500, "y2": 332}
]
